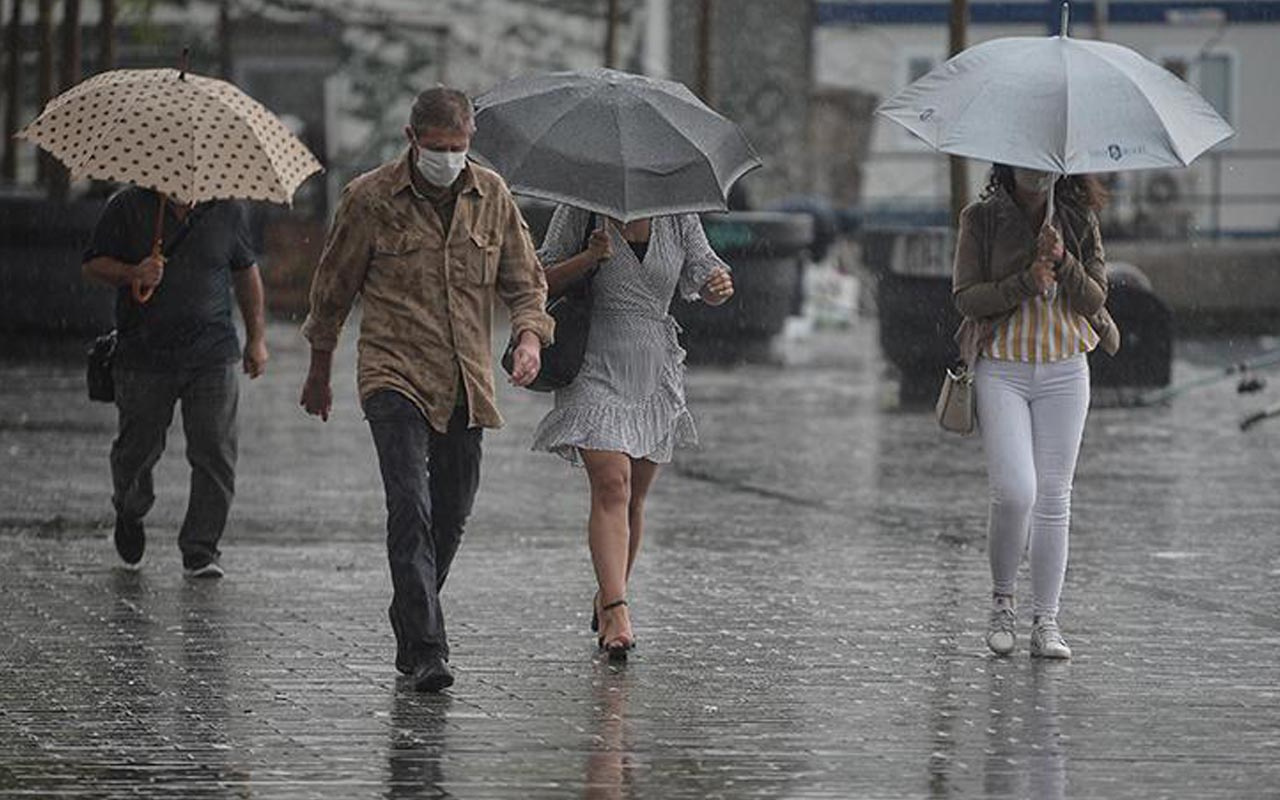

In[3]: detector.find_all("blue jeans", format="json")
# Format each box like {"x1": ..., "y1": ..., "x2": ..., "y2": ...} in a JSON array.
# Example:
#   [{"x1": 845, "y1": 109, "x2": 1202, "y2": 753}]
[
  {"x1": 111, "y1": 362, "x2": 238, "y2": 568},
  {"x1": 365, "y1": 391, "x2": 482, "y2": 666}
]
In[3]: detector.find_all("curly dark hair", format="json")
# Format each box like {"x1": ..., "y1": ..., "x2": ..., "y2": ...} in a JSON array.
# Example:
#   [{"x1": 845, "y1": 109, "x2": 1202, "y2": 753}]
[
  {"x1": 982, "y1": 164, "x2": 1109, "y2": 212},
  {"x1": 981, "y1": 164, "x2": 1108, "y2": 258}
]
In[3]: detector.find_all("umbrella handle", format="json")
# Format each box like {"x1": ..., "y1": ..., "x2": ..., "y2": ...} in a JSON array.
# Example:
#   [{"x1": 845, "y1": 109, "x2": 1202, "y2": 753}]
[
  {"x1": 132, "y1": 193, "x2": 168, "y2": 305},
  {"x1": 1043, "y1": 176, "x2": 1057, "y2": 229},
  {"x1": 1041, "y1": 177, "x2": 1060, "y2": 300}
]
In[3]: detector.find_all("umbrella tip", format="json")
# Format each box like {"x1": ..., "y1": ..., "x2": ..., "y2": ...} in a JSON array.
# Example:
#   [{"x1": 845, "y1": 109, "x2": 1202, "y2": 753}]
[
  {"x1": 1059, "y1": 2, "x2": 1070, "y2": 36},
  {"x1": 179, "y1": 46, "x2": 190, "y2": 80}
]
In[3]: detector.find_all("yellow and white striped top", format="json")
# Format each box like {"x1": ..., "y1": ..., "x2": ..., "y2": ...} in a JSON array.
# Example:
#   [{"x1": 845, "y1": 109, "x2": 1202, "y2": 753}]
[{"x1": 985, "y1": 290, "x2": 1101, "y2": 362}]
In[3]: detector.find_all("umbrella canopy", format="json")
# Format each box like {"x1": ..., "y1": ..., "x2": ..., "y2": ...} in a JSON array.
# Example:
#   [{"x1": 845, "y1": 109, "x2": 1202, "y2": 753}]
[
  {"x1": 876, "y1": 33, "x2": 1234, "y2": 174},
  {"x1": 473, "y1": 68, "x2": 761, "y2": 222},
  {"x1": 18, "y1": 67, "x2": 322, "y2": 206}
]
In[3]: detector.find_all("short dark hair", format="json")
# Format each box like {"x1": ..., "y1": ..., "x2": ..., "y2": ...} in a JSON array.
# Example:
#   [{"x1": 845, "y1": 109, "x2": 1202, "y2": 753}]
[{"x1": 409, "y1": 87, "x2": 474, "y2": 135}]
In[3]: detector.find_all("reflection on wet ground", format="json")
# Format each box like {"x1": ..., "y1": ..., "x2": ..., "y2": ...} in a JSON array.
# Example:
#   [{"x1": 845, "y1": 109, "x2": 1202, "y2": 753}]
[{"x1": 0, "y1": 321, "x2": 1277, "y2": 797}]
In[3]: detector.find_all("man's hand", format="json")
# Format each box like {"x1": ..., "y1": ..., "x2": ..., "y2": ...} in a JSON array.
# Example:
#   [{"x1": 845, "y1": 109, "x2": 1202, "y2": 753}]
[
  {"x1": 243, "y1": 337, "x2": 269, "y2": 379},
  {"x1": 300, "y1": 368, "x2": 333, "y2": 421},
  {"x1": 509, "y1": 330, "x2": 542, "y2": 387},
  {"x1": 133, "y1": 254, "x2": 165, "y2": 290},
  {"x1": 699, "y1": 267, "x2": 734, "y2": 306}
]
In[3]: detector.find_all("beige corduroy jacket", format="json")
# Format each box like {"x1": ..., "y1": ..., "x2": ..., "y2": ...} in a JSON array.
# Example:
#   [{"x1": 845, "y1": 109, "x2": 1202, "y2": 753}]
[{"x1": 302, "y1": 153, "x2": 555, "y2": 434}]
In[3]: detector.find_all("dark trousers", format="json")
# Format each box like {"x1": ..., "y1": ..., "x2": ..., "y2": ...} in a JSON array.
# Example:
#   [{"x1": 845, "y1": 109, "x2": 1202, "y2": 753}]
[
  {"x1": 111, "y1": 362, "x2": 238, "y2": 568},
  {"x1": 365, "y1": 390, "x2": 482, "y2": 665}
]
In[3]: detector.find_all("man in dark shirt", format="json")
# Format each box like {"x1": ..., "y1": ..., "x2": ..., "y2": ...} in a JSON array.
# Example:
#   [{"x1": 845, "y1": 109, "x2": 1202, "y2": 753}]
[{"x1": 83, "y1": 186, "x2": 268, "y2": 578}]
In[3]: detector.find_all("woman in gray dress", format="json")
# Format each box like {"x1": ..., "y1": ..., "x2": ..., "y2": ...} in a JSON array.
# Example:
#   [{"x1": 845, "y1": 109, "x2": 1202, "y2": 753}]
[{"x1": 532, "y1": 204, "x2": 735, "y2": 659}]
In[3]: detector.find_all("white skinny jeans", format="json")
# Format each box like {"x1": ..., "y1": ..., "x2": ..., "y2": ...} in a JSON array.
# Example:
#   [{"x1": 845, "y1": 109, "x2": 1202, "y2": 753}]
[{"x1": 975, "y1": 354, "x2": 1090, "y2": 618}]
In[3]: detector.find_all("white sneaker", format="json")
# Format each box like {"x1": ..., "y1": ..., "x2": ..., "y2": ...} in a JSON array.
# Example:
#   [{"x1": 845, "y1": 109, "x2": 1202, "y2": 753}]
[
  {"x1": 986, "y1": 606, "x2": 1016, "y2": 656},
  {"x1": 1030, "y1": 617, "x2": 1072, "y2": 659}
]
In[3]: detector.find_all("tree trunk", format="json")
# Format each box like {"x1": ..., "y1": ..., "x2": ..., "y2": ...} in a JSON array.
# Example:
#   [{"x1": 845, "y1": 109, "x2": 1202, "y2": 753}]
[
  {"x1": 89, "y1": 0, "x2": 116, "y2": 196},
  {"x1": 2, "y1": 0, "x2": 22, "y2": 181},
  {"x1": 603, "y1": 0, "x2": 619, "y2": 68},
  {"x1": 49, "y1": 0, "x2": 80, "y2": 199},
  {"x1": 947, "y1": 0, "x2": 969, "y2": 229},
  {"x1": 36, "y1": 0, "x2": 54, "y2": 185},
  {"x1": 100, "y1": 0, "x2": 116, "y2": 70},
  {"x1": 696, "y1": 0, "x2": 713, "y2": 105},
  {"x1": 59, "y1": 0, "x2": 81, "y2": 91},
  {"x1": 218, "y1": 0, "x2": 233, "y2": 80}
]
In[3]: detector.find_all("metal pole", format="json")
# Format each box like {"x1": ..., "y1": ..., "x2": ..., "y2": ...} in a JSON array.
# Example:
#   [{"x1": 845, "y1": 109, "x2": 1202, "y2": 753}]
[
  {"x1": 2, "y1": 0, "x2": 23, "y2": 181},
  {"x1": 1211, "y1": 151, "x2": 1222, "y2": 240},
  {"x1": 696, "y1": 0, "x2": 713, "y2": 105},
  {"x1": 948, "y1": 0, "x2": 969, "y2": 228},
  {"x1": 803, "y1": 0, "x2": 817, "y2": 195},
  {"x1": 604, "y1": 0, "x2": 619, "y2": 68},
  {"x1": 1093, "y1": 0, "x2": 1108, "y2": 39}
]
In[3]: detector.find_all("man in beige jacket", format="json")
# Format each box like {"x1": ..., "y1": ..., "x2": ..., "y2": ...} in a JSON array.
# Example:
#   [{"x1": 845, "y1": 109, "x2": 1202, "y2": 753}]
[{"x1": 300, "y1": 87, "x2": 553, "y2": 692}]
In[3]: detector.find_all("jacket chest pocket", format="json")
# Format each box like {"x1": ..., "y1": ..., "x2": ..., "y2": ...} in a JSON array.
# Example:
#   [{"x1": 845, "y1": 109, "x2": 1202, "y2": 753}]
[
  {"x1": 458, "y1": 228, "x2": 499, "y2": 286},
  {"x1": 373, "y1": 231, "x2": 425, "y2": 260},
  {"x1": 372, "y1": 232, "x2": 430, "y2": 289}
]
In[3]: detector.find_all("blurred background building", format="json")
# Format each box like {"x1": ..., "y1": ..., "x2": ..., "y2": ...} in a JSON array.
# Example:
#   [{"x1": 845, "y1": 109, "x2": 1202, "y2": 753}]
[
  {"x1": 1, "y1": 0, "x2": 1276, "y2": 341},
  {"x1": 815, "y1": 0, "x2": 1280, "y2": 238},
  {"x1": 4, "y1": 0, "x2": 1277, "y2": 235}
]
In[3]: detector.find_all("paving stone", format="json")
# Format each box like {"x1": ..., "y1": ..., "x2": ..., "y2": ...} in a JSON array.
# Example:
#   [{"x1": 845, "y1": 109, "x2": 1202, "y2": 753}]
[{"x1": 1, "y1": 321, "x2": 1277, "y2": 797}]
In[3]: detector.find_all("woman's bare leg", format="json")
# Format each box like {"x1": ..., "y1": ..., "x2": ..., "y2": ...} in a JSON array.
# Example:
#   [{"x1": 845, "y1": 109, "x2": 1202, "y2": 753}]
[
  {"x1": 626, "y1": 459, "x2": 661, "y2": 580},
  {"x1": 581, "y1": 449, "x2": 634, "y2": 648}
]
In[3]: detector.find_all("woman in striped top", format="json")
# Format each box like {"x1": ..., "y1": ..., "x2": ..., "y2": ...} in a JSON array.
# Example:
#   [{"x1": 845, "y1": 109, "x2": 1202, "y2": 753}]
[
  {"x1": 984, "y1": 265, "x2": 1101, "y2": 361},
  {"x1": 951, "y1": 164, "x2": 1119, "y2": 660}
]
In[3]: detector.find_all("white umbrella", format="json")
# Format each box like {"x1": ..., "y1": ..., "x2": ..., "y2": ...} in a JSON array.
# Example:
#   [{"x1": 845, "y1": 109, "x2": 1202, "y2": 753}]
[{"x1": 876, "y1": 4, "x2": 1234, "y2": 175}]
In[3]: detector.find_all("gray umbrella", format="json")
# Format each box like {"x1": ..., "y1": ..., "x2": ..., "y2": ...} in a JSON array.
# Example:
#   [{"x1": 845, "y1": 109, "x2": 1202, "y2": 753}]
[{"x1": 473, "y1": 68, "x2": 761, "y2": 222}]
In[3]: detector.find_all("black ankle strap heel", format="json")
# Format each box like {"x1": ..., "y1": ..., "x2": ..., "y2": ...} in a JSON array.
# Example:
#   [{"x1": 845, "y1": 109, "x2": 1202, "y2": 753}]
[{"x1": 598, "y1": 599, "x2": 635, "y2": 661}]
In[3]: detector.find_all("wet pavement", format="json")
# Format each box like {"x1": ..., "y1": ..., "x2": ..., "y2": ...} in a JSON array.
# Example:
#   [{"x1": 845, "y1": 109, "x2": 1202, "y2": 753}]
[{"x1": 1, "y1": 318, "x2": 1278, "y2": 798}]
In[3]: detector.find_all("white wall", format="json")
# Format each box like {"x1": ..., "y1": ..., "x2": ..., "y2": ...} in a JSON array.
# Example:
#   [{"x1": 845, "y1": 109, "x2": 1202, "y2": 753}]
[{"x1": 815, "y1": 18, "x2": 1280, "y2": 234}]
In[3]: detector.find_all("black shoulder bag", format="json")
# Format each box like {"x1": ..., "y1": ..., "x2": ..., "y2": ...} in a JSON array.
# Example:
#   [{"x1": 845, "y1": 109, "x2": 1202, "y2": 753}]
[
  {"x1": 86, "y1": 330, "x2": 118, "y2": 402},
  {"x1": 503, "y1": 213, "x2": 598, "y2": 392},
  {"x1": 85, "y1": 202, "x2": 207, "y2": 403}
]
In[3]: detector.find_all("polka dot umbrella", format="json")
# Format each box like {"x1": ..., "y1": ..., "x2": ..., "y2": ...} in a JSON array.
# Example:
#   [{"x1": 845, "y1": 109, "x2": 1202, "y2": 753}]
[{"x1": 17, "y1": 66, "x2": 323, "y2": 302}]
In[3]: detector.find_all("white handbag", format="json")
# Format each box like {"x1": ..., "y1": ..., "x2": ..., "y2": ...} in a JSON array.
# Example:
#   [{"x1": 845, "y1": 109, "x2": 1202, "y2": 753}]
[{"x1": 936, "y1": 364, "x2": 976, "y2": 435}]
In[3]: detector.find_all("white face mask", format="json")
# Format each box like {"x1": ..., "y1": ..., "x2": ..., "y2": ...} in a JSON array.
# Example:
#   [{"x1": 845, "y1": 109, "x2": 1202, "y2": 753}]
[
  {"x1": 1012, "y1": 167, "x2": 1054, "y2": 194},
  {"x1": 415, "y1": 147, "x2": 468, "y2": 187}
]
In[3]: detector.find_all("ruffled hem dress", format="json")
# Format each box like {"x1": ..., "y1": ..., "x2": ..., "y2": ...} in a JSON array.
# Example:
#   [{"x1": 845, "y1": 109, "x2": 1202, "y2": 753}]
[{"x1": 531, "y1": 205, "x2": 728, "y2": 466}]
